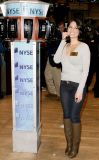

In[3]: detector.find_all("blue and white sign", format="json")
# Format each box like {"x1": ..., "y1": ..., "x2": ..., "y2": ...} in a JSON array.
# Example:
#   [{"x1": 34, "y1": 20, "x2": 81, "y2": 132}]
[
  {"x1": 0, "y1": 1, "x2": 49, "y2": 17},
  {"x1": 12, "y1": 41, "x2": 36, "y2": 131}
]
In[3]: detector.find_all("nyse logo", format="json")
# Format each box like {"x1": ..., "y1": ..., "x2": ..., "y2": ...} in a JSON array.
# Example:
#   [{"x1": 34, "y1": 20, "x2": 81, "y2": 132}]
[
  {"x1": 14, "y1": 47, "x2": 18, "y2": 53},
  {"x1": 20, "y1": 78, "x2": 33, "y2": 83},
  {"x1": 7, "y1": 7, "x2": 43, "y2": 16},
  {"x1": 7, "y1": 8, "x2": 20, "y2": 15},
  {"x1": 15, "y1": 75, "x2": 18, "y2": 81},
  {"x1": 30, "y1": 8, "x2": 43, "y2": 16},
  {"x1": 15, "y1": 88, "x2": 33, "y2": 96},
  {"x1": 15, "y1": 102, "x2": 33, "y2": 108},
  {"x1": 20, "y1": 90, "x2": 33, "y2": 96},
  {"x1": 15, "y1": 62, "x2": 33, "y2": 70},
  {"x1": 19, "y1": 50, "x2": 33, "y2": 55},
  {"x1": 15, "y1": 62, "x2": 18, "y2": 67},
  {"x1": 14, "y1": 47, "x2": 33, "y2": 55},
  {"x1": 15, "y1": 88, "x2": 19, "y2": 94},
  {"x1": 20, "y1": 65, "x2": 33, "y2": 70},
  {"x1": 15, "y1": 76, "x2": 33, "y2": 83}
]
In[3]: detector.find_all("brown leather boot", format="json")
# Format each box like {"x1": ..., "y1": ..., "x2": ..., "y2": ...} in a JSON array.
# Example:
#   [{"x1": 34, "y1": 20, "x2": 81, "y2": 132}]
[
  {"x1": 64, "y1": 119, "x2": 73, "y2": 155},
  {"x1": 68, "y1": 123, "x2": 81, "y2": 158}
]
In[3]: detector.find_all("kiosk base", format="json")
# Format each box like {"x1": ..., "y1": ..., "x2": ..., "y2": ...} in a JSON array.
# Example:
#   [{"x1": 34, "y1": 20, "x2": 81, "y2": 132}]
[{"x1": 12, "y1": 127, "x2": 41, "y2": 153}]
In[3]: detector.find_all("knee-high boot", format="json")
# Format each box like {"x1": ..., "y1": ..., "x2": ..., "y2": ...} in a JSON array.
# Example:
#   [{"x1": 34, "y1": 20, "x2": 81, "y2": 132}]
[
  {"x1": 64, "y1": 119, "x2": 73, "y2": 155},
  {"x1": 69, "y1": 123, "x2": 81, "y2": 158}
]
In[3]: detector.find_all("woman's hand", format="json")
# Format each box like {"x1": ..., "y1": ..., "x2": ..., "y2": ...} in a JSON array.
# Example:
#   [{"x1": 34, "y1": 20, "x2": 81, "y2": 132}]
[
  {"x1": 62, "y1": 32, "x2": 69, "y2": 40},
  {"x1": 75, "y1": 92, "x2": 83, "y2": 103}
]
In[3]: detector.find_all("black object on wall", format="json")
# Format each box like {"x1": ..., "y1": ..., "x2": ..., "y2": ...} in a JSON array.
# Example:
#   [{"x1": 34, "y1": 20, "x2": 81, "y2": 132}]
[
  {"x1": 0, "y1": 19, "x2": 7, "y2": 39},
  {"x1": 4, "y1": 40, "x2": 12, "y2": 95},
  {"x1": 8, "y1": 19, "x2": 18, "y2": 39}
]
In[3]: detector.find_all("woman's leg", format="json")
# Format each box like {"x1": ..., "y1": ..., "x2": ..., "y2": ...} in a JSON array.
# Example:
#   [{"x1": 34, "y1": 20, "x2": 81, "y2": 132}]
[
  {"x1": 60, "y1": 81, "x2": 73, "y2": 155},
  {"x1": 69, "y1": 87, "x2": 86, "y2": 158},
  {"x1": 60, "y1": 81, "x2": 86, "y2": 158}
]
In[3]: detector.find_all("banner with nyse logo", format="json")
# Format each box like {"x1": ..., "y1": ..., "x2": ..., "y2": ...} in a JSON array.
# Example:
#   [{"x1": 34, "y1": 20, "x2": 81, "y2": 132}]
[
  {"x1": 0, "y1": 1, "x2": 49, "y2": 17},
  {"x1": 11, "y1": 41, "x2": 36, "y2": 131}
]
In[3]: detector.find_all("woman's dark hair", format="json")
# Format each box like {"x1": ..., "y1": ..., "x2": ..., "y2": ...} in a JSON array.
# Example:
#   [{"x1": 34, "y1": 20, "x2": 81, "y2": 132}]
[
  {"x1": 66, "y1": 18, "x2": 83, "y2": 43},
  {"x1": 67, "y1": 18, "x2": 82, "y2": 31}
]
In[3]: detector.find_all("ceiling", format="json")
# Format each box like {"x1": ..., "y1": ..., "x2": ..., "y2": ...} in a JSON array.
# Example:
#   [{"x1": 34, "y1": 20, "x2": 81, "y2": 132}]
[
  {"x1": 0, "y1": 0, "x2": 63, "y2": 4},
  {"x1": 0, "y1": 0, "x2": 98, "y2": 4}
]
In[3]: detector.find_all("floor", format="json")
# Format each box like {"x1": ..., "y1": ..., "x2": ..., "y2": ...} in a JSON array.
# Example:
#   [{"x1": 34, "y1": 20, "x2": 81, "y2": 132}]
[{"x1": 0, "y1": 90, "x2": 99, "y2": 160}]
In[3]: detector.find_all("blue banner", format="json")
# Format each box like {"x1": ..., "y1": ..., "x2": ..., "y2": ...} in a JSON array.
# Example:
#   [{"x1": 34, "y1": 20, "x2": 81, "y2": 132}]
[{"x1": 13, "y1": 41, "x2": 34, "y2": 131}]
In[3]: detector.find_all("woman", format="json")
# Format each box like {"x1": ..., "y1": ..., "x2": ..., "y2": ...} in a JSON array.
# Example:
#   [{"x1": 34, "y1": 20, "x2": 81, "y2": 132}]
[{"x1": 54, "y1": 19, "x2": 90, "y2": 158}]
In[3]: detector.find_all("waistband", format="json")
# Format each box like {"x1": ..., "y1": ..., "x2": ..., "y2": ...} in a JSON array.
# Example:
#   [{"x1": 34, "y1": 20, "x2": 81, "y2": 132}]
[{"x1": 61, "y1": 80, "x2": 79, "y2": 85}]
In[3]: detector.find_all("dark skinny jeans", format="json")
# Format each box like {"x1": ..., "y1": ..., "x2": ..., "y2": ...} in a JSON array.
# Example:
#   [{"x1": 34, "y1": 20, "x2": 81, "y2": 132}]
[{"x1": 60, "y1": 80, "x2": 86, "y2": 123}]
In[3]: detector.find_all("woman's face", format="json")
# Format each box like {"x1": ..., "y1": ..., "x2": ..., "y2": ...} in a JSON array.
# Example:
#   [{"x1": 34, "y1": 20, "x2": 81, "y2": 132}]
[{"x1": 67, "y1": 21, "x2": 79, "y2": 39}]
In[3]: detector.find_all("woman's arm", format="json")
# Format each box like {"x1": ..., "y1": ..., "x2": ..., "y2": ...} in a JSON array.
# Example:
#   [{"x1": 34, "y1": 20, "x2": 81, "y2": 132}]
[
  {"x1": 77, "y1": 43, "x2": 91, "y2": 94},
  {"x1": 53, "y1": 39, "x2": 66, "y2": 63},
  {"x1": 54, "y1": 32, "x2": 69, "y2": 63}
]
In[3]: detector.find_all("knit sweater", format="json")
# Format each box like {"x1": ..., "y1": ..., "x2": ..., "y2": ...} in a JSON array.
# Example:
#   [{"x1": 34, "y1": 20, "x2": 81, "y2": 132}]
[{"x1": 53, "y1": 39, "x2": 90, "y2": 93}]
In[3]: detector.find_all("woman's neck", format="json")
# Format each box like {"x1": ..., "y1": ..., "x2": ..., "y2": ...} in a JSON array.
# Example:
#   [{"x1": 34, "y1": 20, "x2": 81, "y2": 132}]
[{"x1": 70, "y1": 38, "x2": 79, "y2": 46}]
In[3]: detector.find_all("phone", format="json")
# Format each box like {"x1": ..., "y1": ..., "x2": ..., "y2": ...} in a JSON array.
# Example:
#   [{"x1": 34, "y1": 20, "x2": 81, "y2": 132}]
[
  {"x1": 24, "y1": 19, "x2": 33, "y2": 43},
  {"x1": 8, "y1": 19, "x2": 18, "y2": 39},
  {"x1": 65, "y1": 36, "x2": 70, "y2": 43},
  {"x1": 38, "y1": 19, "x2": 46, "y2": 38},
  {"x1": 0, "y1": 19, "x2": 7, "y2": 39}
]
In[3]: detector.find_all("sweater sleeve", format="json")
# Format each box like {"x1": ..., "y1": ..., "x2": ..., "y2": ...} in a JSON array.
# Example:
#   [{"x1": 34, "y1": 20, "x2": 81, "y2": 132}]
[
  {"x1": 77, "y1": 44, "x2": 90, "y2": 93},
  {"x1": 53, "y1": 39, "x2": 66, "y2": 63}
]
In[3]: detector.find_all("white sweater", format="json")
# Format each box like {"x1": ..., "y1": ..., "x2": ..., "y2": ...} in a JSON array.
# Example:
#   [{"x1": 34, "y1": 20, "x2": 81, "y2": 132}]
[{"x1": 53, "y1": 39, "x2": 90, "y2": 93}]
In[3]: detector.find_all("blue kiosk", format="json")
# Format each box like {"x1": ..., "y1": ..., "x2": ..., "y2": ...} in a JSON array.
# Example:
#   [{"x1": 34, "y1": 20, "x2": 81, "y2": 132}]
[{"x1": 0, "y1": 0, "x2": 49, "y2": 153}]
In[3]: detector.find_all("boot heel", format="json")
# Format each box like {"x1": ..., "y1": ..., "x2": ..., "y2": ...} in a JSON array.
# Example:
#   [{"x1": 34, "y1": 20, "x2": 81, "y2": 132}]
[
  {"x1": 68, "y1": 148, "x2": 79, "y2": 158},
  {"x1": 65, "y1": 145, "x2": 72, "y2": 155}
]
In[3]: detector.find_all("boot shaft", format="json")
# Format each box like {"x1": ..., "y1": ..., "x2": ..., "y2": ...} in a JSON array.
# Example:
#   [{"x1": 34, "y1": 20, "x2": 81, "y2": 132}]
[
  {"x1": 69, "y1": 123, "x2": 81, "y2": 158},
  {"x1": 64, "y1": 119, "x2": 73, "y2": 141},
  {"x1": 64, "y1": 119, "x2": 73, "y2": 155}
]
